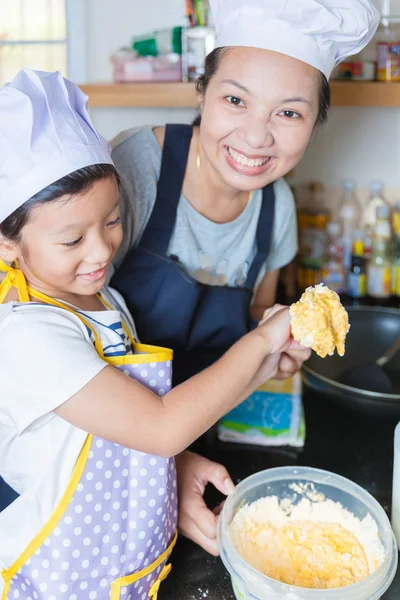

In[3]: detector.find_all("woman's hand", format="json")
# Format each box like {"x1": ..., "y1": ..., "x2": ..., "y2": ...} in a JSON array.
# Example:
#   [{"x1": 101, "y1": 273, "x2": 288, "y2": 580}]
[
  {"x1": 274, "y1": 347, "x2": 311, "y2": 380},
  {"x1": 175, "y1": 451, "x2": 235, "y2": 556}
]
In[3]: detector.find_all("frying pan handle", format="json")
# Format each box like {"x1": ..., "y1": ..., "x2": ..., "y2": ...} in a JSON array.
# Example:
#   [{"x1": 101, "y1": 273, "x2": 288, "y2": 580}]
[{"x1": 377, "y1": 335, "x2": 400, "y2": 367}]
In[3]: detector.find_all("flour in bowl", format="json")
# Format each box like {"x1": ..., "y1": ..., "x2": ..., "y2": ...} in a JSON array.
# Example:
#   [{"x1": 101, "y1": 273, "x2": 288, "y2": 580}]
[{"x1": 229, "y1": 495, "x2": 384, "y2": 589}]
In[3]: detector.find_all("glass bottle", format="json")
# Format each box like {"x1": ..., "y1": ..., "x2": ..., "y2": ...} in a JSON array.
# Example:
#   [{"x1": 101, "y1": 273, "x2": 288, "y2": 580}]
[
  {"x1": 320, "y1": 222, "x2": 346, "y2": 295},
  {"x1": 297, "y1": 182, "x2": 329, "y2": 292},
  {"x1": 367, "y1": 205, "x2": 392, "y2": 304},
  {"x1": 364, "y1": 182, "x2": 391, "y2": 262},
  {"x1": 348, "y1": 232, "x2": 367, "y2": 306},
  {"x1": 337, "y1": 180, "x2": 363, "y2": 272},
  {"x1": 391, "y1": 208, "x2": 400, "y2": 307}
]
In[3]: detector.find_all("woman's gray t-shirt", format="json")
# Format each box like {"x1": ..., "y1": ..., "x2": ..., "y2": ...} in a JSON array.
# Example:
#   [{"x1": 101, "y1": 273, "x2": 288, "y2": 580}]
[{"x1": 111, "y1": 126, "x2": 297, "y2": 289}]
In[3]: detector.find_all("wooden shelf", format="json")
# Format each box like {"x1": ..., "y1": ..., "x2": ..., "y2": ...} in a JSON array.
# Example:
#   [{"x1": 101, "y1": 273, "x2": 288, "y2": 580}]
[
  {"x1": 80, "y1": 81, "x2": 400, "y2": 108},
  {"x1": 80, "y1": 82, "x2": 197, "y2": 108},
  {"x1": 330, "y1": 81, "x2": 400, "y2": 107}
]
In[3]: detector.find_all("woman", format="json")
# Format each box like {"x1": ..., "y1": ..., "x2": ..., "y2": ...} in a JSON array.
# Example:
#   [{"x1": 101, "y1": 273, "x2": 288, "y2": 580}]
[
  {"x1": 108, "y1": 0, "x2": 378, "y2": 558},
  {"x1": 111, "y1": 0, "x2": 378, "y2": 387}
]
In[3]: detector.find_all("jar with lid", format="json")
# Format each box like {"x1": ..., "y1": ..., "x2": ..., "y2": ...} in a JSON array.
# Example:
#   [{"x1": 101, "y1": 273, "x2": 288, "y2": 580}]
[{"x1": 376, "y1": 17, "x2": 400, "y2": 82}]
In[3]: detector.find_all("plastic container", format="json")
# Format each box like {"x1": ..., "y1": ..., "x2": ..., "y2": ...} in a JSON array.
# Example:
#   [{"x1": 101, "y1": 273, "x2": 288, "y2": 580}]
[
  {"x1": 218, "y1": 466, "x2": 397, "y2": 600},
  {"x1": 332, "y1": 61, "x2": 375, "y2": 81},
  {"x1": 111, "y1": 49, "x2": 182, "y2": 83},
  {"x1": 132, "y1": 27, "x2": 183, "y2": 57},
  {"x1": 391, "y1": 422, "x2": 400, "y2": 547}
]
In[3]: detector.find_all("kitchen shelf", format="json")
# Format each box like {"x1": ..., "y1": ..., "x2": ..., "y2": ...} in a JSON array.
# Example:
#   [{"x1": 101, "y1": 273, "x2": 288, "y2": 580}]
[
  {"x1": 330, "y1": 81, "x2": 400, "y2": 107},
  {"x1": 80, "y1": 81, "x2": 400, "y2": 108},
  {"x1": 80, "y1": 82, "x2": 197, "y2": 108}
]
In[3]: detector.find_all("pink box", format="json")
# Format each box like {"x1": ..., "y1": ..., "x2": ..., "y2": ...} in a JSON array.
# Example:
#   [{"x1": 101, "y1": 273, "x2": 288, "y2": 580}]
[{"x1": 111, "y1": 50, "x2": 182, "y2": 83}]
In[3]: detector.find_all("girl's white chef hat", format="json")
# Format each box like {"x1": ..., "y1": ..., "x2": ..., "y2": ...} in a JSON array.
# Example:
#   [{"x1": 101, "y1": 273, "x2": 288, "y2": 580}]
[
  {"x1": 0, "y1": 69, "x2": 114, "y2": 223},
  {"x1": 208, "y1": 0, "x2": 380, "y2": 79}
]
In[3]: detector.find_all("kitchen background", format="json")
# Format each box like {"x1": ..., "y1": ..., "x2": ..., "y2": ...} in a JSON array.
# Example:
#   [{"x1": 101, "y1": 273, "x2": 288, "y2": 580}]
[
  {"x1": 2, "y1": 0, "x2": 400, "y2": 302},
  {"x1": 2, "y1": 8, "x2": 400, "y2": 598}
]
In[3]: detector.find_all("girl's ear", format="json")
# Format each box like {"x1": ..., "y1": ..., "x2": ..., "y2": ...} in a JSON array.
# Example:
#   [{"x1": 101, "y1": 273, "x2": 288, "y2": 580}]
[{"x1": 0, "y1": 234, "x2": 19, "y2": 264}]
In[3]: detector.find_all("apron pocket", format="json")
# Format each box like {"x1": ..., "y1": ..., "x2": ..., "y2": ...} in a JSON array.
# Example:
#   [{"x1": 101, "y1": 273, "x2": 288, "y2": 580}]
[{"x1": 110, "y1": 530, "x2": 177, "y2": 600}]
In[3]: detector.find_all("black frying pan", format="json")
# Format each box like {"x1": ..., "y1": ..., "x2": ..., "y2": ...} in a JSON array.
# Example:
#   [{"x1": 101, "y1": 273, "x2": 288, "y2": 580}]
[{"x1": 302, "y1": 306, "x2": 400, "y2": 416}]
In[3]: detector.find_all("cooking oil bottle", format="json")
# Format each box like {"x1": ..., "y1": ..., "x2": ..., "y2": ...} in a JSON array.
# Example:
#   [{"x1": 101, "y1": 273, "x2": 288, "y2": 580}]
[
  {"x1": 364, "y1": 182, "x2": 391, "y2": 262},
  {"x1": 391, "y1": 207, "x2": 400, "y2": 308},
  {"x1": 367, "y1": 205, "x2": 392, "y2": 306}
]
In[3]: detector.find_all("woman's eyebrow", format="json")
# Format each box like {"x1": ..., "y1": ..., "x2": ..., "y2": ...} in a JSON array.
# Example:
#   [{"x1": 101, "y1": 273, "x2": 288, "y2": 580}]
[
  {"x1": 280, "y1": 96, "x2": 312, "y2": 106},
  {"x1": 221, "y1": 79, "x2": 250, "y2": 93},
  {"x1": 221, "y1": 80, "x2": 312, "y2": 107}
]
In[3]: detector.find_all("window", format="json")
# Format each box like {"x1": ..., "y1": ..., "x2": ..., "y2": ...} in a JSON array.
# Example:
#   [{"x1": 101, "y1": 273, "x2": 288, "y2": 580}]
[{"x1": 0, "y1": 0, "x2": 86, "y2": 85}]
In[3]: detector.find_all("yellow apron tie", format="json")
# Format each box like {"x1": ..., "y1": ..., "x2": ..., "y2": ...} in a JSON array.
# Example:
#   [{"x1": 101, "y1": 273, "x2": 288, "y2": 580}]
[
  {"x1": 148, "y1": 563, "x2": 172, "y2": 600},
  {"x1": 0, "y1": 259, "x2": 30, "y2": 303},
  {"x1": 0, "y1": 258, "x2": 106, "y2": 357}
]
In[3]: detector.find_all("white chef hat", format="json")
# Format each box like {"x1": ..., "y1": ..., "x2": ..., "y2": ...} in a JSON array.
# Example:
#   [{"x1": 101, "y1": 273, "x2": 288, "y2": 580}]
[
  {"x1": 209, "y1": 0, "x2": 380, "y2": 79},
  {"x1": 0, "y1": 69, "x2": 113, "y2": 223}
]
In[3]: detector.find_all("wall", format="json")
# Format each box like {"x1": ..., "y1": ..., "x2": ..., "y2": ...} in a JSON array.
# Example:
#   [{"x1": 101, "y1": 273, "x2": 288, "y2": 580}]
[
  {"x1": 85, "y1": 0, "x2": 196, "y2": 141},
  {"x1": 83, "y1": 0, "x2": 400, "y2": 197}
]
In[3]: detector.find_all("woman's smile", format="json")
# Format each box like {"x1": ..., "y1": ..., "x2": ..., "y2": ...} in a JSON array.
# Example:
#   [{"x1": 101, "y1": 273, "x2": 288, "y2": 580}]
[{"x1": 225, "y1": 145, "x2": 274, "y2": 176}]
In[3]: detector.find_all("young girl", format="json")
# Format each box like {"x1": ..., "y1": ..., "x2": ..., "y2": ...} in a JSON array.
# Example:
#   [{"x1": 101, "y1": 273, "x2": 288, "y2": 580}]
[{"x1": 0, "y1": 69, "x2": 308, "y2": 600}]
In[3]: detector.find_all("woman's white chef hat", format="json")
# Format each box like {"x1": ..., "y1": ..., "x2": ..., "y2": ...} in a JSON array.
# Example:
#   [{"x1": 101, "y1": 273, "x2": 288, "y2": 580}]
[
  {"x1": 208, "y1": 0, "x2": 380, "y2": 79},
  {"x1": 0, "y1": 69, "x2": 113, "y2": 224}
]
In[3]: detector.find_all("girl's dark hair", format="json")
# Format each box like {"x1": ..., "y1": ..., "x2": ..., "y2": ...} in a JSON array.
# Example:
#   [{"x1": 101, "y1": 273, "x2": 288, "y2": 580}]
[
  {"x1": 193, "y1": 46, "x2": 331, "y2": 126},
  {"x1": 0, "y1": 163, "x2": 119, "y2": 242}
]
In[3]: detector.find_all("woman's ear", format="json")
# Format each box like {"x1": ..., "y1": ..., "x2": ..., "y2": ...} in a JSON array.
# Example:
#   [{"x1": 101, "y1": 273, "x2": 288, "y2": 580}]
[
  {"x1": 197, "y1": 91, "x2": 204, "y2": 115},
  {"x1": 0, "y1": 234, "x2": 19, "y2": 264}
]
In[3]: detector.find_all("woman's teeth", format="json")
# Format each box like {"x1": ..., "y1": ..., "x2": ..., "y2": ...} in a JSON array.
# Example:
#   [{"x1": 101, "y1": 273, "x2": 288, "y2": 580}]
[{"x1": 227, "y1": 147, "x2": 269, "y2": 167}]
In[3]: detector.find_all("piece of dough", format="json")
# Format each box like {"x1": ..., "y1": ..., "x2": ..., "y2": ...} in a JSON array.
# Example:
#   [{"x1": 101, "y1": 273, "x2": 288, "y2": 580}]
[{"x1": 290, "y1": 284, "x2": 349, "y2": 358}]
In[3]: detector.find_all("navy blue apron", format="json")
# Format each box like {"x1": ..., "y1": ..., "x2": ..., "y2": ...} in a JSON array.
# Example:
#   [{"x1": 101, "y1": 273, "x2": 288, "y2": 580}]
[{"x1": 111, "y1": 124, "x2": 275, "y2": 385}]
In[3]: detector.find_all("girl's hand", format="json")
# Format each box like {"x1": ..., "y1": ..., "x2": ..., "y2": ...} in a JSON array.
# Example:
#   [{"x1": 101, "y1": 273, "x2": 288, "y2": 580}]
[
  {"x1": 259, "y1": 305, "x2": 311, "y2": 378},
  {"x1": 249, "y1": 305, "x2": 308, "y2": 384},
  {"x1": 175, "y1": 451, "x2": 235, "y2": 556},
  {"x1": 257, "y1": 305, "x2": 297, "y2": 353}
]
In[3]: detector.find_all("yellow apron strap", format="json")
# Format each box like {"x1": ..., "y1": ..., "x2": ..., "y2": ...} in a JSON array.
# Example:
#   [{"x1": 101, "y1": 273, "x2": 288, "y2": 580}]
[
  {"x1": 0, "y1": 570, "x2": 10, "y2": 600},
  {"x1": 109, "y1": 529, "x2": 178, "y2": 600},
  {"x1": 0, "y1": 259, "x2": 104, "y2": 359},
  {"x1": 1, "y1": 435, "x2": 93, "y2": 600},
  {"x1": 0, "y1": 259, "x2": 30, "y2": 303},
  {"x1": 27, "y1": 287, "x2": 105, "y2": 359},
  {"x1": 148, "y1": 563, "x2": 172, "y2": 600}
]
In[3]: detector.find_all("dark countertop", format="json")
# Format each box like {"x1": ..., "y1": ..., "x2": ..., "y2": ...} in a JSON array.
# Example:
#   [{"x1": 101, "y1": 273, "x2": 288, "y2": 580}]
[{"x1": 161, "y1": 390, "x2": 400, "y2": 599}]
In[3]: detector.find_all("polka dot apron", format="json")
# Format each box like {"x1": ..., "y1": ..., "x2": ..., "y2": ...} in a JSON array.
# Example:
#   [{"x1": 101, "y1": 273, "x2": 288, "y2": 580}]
[{"x1": 0, "y1": 261, "x2": 178, "y2": 600}]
